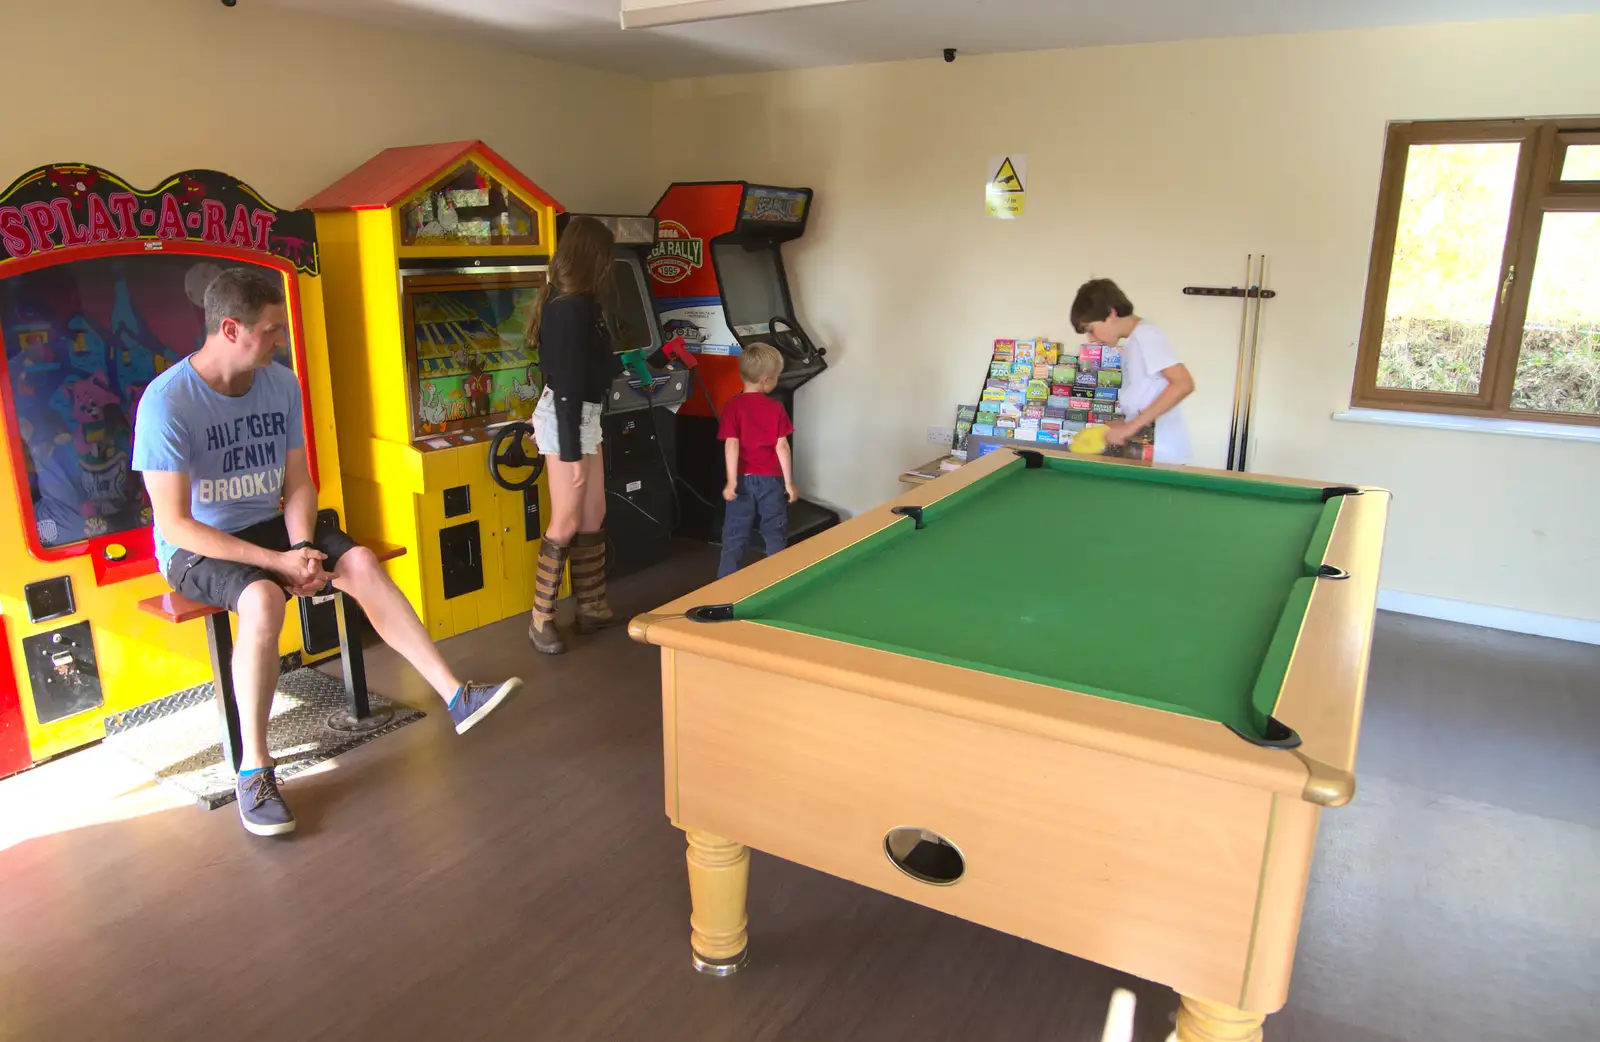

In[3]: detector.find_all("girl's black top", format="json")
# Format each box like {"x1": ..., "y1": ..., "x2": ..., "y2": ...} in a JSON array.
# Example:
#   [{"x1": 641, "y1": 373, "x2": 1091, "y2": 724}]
[{"x1": 537, "y1": 292, "x2": 614, "y2": 462}]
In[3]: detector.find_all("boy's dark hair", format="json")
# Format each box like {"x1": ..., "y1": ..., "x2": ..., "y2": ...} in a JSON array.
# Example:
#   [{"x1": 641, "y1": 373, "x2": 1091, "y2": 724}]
[
  {"x1": 1070, "y1": 278, "x2": 1134, "y2": 333},
  {"x1": 204, "y1": 267, "x2": 285, "y2": 335}
]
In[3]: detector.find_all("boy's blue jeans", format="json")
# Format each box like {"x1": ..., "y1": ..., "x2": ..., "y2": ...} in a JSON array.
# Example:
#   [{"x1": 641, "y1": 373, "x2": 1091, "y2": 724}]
[{"x1": 718, "y1": 474, "x2": 788, "y2": 578}]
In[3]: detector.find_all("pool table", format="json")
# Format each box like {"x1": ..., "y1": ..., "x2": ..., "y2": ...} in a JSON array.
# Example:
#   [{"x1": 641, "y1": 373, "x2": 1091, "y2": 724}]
[{"x1": 629, "y1": 447, "x2": 1390, "y2": 1041}]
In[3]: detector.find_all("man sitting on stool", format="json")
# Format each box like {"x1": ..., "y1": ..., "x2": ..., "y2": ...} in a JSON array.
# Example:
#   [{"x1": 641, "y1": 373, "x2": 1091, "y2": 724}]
[{"x1": 133, "y1": 268, "x2": 522, "y2": 837}]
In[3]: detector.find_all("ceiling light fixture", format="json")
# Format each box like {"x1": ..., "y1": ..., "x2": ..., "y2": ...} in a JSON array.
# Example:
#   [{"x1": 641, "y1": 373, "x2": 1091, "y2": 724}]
[{"x1": 619, "y1": 0, "x2": 861, "y2": 30}]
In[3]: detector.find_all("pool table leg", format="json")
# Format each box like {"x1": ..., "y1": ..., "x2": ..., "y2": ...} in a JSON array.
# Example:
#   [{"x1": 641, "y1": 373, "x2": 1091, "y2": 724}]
[
  {"x1": 1175, "y1": 995, "x2": 1265, "y2": 1041},
  {"x1": 685, "y1": 829, "x2": 750, "y2": 976}
]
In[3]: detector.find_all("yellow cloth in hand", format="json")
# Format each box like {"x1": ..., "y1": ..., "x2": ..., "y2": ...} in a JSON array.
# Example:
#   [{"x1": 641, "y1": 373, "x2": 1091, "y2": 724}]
[{"x1": 1069, "y1": 424, "x2": 1109, "y2": 455}]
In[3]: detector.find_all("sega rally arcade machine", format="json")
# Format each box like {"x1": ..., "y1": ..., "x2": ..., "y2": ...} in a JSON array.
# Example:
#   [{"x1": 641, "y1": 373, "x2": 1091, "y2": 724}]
[
  {"x1": 648, "y1": 183, "x2": 838, "y2": 544},
  {"x1": 554, "y1": 213, "x2": 690, "y2": 578},
  {"x1": 303, "y1": 142, "x2": 568, "y2": 641},
  {"x1": 0, "y1": 163, "x2": 347, "y2": 776}
]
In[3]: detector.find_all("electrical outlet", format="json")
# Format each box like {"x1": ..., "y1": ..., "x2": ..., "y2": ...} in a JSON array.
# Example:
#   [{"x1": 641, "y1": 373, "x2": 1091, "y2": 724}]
[{"x1": 926, "y1": 426, "x2": 954, "y2": 445}]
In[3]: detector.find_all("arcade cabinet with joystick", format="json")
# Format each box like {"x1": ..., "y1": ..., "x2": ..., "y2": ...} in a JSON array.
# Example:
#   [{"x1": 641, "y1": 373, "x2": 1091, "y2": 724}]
[
  {"x1": 555, "y1": 213, "x2": 691, "y2": 578},
  {"x1": 647, "y1": 182, "x2": 839, "y2": 546},
  {"x1": 304, "y1": 142, "x2": 568, "y2": 641}
]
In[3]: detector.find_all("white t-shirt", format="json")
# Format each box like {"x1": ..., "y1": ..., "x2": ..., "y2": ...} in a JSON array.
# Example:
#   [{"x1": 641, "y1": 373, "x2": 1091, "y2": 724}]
[{"x1": 1117, "y1": 321, "x2": 1192, "y2": 465}]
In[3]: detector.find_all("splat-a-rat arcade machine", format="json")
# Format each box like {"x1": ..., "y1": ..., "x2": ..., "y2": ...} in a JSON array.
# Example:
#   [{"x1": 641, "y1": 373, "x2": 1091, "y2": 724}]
[
  {"x1": 648, "y1": 182, "x2": 839, "y2": 545},
  {"x1": 0, "y1": 163, "x2": 346, "y2": 775},
  {"x1": 304, "y1": 142, "x2": 567, "y2": 641}
]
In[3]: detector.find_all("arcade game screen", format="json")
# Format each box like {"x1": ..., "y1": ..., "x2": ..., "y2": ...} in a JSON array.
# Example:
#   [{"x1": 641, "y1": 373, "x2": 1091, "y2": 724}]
[
  {"x1": 0, "y1": 254, "x2": 292, "y2": 550},
  {"x1": 605, "y1": 257, "x2": 657, "y2": 355},
  {"x1": 402, "y1": 271, "x2": 546, "y2": 434},
  {"x1": 712, "y1": 243, "x2": 787, "y2": 339}
]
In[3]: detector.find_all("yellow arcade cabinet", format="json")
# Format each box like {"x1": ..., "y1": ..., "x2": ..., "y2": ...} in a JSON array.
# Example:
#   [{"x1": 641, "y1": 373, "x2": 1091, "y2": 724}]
[
  {"x1": 0, "y1": 162, "x2": 348, "y2": 771},
  {"x1": 303, "y1": 142, "x2": 565, "y2": 641}
]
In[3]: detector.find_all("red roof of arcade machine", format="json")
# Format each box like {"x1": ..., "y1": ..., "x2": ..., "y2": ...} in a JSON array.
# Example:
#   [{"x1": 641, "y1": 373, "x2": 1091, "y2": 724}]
[{"x1": 299, "y1": 141, "x2": 563, "y2": 213}]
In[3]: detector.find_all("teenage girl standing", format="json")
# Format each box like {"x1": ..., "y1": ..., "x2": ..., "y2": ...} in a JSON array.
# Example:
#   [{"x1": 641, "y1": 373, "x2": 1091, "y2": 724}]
[{"x1": 526, "y1": 216, "x2": 617, "y2": 654}]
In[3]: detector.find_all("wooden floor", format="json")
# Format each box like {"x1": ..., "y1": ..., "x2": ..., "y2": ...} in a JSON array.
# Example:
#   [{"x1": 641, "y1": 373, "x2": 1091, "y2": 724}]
[{"x1": 2, "y1": 544, "x2": 1597, "y2": 1041}]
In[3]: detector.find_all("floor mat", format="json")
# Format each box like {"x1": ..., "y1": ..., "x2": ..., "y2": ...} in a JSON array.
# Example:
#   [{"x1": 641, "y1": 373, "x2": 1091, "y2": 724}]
[{"x1": 103, "y1": 667, "x2": 424, "y2": 810}]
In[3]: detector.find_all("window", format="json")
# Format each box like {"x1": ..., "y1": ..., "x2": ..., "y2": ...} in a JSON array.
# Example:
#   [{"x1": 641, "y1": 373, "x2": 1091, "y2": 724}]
[{"x1": 1353, "y1": 120, "x2": 1600, "y2": 425}]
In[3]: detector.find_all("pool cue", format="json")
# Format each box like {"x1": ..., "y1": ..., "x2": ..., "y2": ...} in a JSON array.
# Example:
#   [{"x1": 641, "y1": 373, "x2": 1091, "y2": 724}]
[
  {"x1": 1225, "y1": 254, "x2": 1254, "y2": 471},
  {"x1": 1236, "y1": 255, "x2": 1269, "y2": 473}
]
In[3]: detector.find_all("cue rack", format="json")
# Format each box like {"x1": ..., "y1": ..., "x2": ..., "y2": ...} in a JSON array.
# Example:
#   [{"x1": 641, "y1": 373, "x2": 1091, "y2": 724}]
[{"x1": 1183, "y1": 255, "x2": 1275, "y2": 472}]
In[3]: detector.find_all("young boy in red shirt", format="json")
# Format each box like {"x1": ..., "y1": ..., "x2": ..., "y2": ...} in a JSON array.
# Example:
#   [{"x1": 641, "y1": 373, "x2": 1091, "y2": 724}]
[{"x1": 717, "y1": 342, "x2": 797, "y2": 578}]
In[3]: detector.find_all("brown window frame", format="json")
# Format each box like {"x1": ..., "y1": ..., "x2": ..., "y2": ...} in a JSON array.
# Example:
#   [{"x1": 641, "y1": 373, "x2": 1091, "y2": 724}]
[{"x1": 1352, "y1": 118, "x2": 1600, "y2": 427}]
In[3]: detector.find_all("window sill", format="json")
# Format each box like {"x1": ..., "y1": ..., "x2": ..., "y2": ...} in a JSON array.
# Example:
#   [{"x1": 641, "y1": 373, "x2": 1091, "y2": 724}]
[{"x1": 1331, "y1": 408, "x2": 1600, "y2": 444}]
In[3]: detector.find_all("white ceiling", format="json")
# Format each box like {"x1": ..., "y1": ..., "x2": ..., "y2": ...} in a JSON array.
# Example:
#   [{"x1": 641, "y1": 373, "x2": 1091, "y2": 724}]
[{"x1": 259, "y1": 0, "x2": 1600, "y2": 78}]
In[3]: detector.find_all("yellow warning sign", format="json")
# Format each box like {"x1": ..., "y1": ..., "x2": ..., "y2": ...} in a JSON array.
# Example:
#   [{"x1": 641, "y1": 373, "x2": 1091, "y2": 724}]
[
  {"x1": 985, "y1": 154, "x2": 1027, "y2": 219},
  {"x1": 990, "y1": 158, "x2": 1023, "y2": 192}
]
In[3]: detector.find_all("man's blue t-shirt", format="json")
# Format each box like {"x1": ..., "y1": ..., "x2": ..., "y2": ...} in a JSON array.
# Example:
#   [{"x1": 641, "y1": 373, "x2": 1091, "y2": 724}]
[{"x1": 131, "y1": 359, "x2": 304, "y2": 572}]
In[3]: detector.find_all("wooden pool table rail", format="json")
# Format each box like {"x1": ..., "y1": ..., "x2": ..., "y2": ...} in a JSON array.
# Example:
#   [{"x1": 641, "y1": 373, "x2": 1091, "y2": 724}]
[{"x1": 1275, "y1": 486, "x2": 1391, "y2": 805}]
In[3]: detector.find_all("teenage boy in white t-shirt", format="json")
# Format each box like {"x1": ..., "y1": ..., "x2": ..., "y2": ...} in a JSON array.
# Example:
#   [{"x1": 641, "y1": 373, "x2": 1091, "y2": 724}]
[{"x1": 1070, "y1": 278, "x2": 1195, "y2": 464}]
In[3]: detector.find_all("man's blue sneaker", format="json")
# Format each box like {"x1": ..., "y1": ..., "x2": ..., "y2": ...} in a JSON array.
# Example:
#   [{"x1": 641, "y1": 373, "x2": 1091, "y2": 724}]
[
  {"x1": 449, "y1": 679, "x2": 523, "y2": 735},
  {"x1": 236, "y1": 766, "x2": 295, "y2": 837}
]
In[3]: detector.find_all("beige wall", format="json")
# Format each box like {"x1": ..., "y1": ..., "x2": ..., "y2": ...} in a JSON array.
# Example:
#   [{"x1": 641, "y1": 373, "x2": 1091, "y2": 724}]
[
  {"x1": 2, "y1": 0, "x2": 653, "y2": 215},
  {"x1": 652, "y1": 15, "x2": 1600, "y2": 622},
  {"x1": 2, "y1": 1, "x2": 1593, "y2": 622}
]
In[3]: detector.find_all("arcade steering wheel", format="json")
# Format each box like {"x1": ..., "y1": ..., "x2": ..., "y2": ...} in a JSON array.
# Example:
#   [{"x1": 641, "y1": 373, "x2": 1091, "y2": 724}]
[
  {"x1": 488, "y1": 422, "x2": 545, "y2": 491},
  {"x1": 769, "y1": 315, "x2": 822, "y2": 365}
]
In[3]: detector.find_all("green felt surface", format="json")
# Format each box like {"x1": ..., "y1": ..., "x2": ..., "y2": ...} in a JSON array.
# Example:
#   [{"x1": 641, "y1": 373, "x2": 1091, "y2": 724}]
[{"x1": 733, "y1": 456, "x2": 1340, "y2": 737}]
